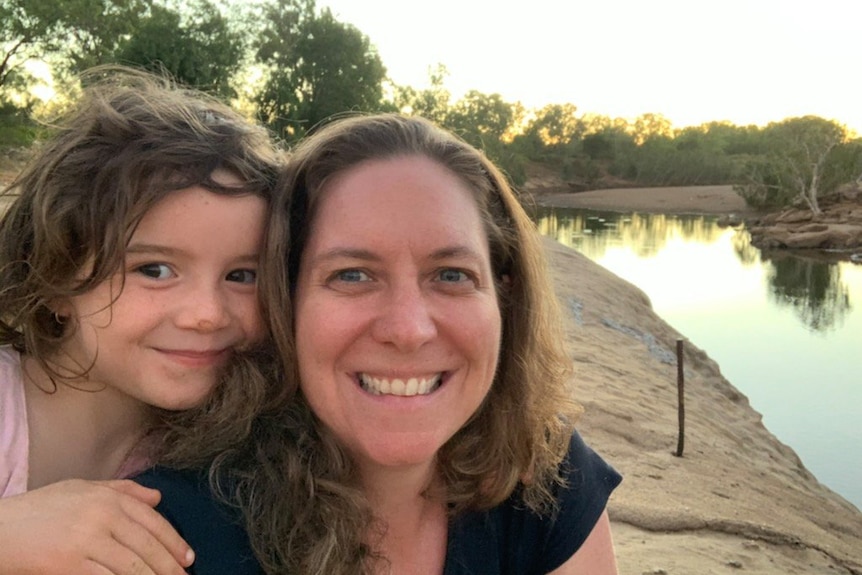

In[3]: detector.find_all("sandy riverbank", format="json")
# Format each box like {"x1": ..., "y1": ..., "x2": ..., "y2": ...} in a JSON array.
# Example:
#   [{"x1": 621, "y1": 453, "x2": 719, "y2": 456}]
[
  {"x1": 542, "y1": 185, "x2": 861, "y2": 574},
  {"x1": 533, "y1": 184, "x2": 758, "y2": 216}
]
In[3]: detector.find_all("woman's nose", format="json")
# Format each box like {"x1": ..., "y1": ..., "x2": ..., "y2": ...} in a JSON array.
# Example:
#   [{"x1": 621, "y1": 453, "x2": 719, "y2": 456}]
[{"x1": 371, "y1": 284, "x2": 437, "y2": 351}]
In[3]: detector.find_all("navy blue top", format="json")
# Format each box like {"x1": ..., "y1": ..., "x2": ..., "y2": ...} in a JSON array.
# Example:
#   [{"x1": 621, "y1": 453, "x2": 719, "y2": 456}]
[{"x1": 135, "y1": 432, "x2": 621, "y2": 575}]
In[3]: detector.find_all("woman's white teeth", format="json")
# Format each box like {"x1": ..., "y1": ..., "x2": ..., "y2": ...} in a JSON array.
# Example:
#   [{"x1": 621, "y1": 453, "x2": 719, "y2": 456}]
[{"x1": 360, "y1": 374, "x2": 442, "y2": 396}]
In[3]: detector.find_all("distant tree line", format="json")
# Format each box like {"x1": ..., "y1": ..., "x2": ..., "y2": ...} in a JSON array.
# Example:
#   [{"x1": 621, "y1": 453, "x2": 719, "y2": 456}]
[{"x1": 3, "y1": 0, "x2": 861, "y2": 212}]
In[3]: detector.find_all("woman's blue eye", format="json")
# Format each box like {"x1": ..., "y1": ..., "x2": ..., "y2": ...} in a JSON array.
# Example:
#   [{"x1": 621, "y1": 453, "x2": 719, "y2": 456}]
[
  {"x1": 438, "y1": 269, "x2": 468, "y2": 282},
  {"x1": 337, "y1": 269, "x2": 370, "y2": 282},
  {"x1": 136, "y1": 263, "x2": 173, "y2": 279},
  {"x1": 227, "y1": 269, "x2": 257, "y2": 284}
]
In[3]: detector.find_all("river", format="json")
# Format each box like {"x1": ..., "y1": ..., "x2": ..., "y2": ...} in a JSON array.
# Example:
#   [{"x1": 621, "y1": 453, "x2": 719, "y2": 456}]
[{"x1": 535, "y1": 206, "x2": 862, "y2": 511}]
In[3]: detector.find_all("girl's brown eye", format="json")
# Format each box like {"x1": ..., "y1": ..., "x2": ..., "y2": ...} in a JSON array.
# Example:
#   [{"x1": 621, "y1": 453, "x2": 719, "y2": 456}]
[
  {"x1": 227, "y1": 269, "x2": 257, "y2": 284},
  {"x1": 136, "y1": 263, "x2": 173, "y2": 279}
]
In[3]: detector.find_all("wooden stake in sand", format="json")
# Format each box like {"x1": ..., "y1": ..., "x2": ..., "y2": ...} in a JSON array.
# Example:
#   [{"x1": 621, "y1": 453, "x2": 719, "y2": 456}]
[{"x1": 675, "y1": 338, "x2": 685, "y2": 457}]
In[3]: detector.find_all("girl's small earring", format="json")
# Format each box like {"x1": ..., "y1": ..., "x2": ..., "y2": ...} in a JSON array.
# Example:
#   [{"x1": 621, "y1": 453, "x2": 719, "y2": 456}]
[{"x1": 53, "y1": 312, "x2": 67, "y2": 325}]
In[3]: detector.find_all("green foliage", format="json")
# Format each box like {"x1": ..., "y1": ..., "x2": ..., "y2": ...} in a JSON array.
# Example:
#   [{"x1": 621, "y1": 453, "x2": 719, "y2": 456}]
[
  {"x1": 113, "y1": 0, "x2": 244, "y2": 97},
  {"x1": 1, "y1": 0, "x2": 70, "y2": 86},
  {"x1": 389, "y1": 64, "x2": 451, "y2": 125},
  {"x1": 4, "y1": 0, "x2": 860, "y2": 202},
  {"x1": 734, "y1": 116, "x2": 858, "y2": 213},
  {"x1": 442, "y1": 90, "x2": 525, "y2": 183},
  {"x1": 254, "y1": 0, "x2": 387, "y2": 140},
  {"x1": 524, "y1": 104, "x2": 582, "y2": 148},
  {"x1": 1, "y1": 0, "x2": 148, "y2": 93},
  {"x1": 44, "y1": 0, "x2": 149, "y2": 72},
  {"x1": 0, "y1": 101, "x2": 38, "y2": 149},
  {"x1": 445, "y1": 91, "x2": 515, "y2": 148}
]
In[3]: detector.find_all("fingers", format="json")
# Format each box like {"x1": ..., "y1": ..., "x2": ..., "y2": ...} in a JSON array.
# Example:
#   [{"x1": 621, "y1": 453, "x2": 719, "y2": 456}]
[
  {"x1": 104, "y1": 480, "x2": 163, "y2": 507},
  {"x1": 104, "y1": 480, "x2": 195, "y2": 569},
  {"x1": 119, "y1": 492, "x2": 196, "y2": 570},
  {"x1": 0, "y1": 480, "x2": 194, "y2": 575},
  {"x1": 89, "y1": 530, "x2": 186, "y2": 575}
]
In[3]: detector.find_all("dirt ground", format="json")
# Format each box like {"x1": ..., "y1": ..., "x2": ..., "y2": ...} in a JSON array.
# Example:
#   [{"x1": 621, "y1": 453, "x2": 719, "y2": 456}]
[{"x1": 534, "y1": 184, "x2": 758, "y2": 216}]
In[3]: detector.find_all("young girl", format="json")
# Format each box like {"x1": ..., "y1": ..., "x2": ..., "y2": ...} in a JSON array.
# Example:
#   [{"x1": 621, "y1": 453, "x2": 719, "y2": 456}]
[{"x1": 0, "y1": 67, "x2": 280, "y2": 574}]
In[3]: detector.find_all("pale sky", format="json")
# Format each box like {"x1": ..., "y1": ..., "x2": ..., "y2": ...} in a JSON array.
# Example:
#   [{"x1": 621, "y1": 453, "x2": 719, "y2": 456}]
[{"x1": 318, "y1": 0, "x2": 862, "y2": 133}]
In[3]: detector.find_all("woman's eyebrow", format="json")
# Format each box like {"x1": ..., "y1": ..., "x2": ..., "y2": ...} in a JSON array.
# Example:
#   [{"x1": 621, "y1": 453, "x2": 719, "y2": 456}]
[
  {"x1": 428, "y1": 246, "x2": 484, "y2": 262},
  {"x1": 307, "y1": 247, "x2": 380, "y2": 266}
]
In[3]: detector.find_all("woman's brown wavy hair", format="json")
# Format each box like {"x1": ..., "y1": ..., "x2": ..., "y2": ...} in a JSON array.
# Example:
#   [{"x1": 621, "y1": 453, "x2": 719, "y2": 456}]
[{"x1": 205, "y1": 114, "x2": 582, "y2": 574}]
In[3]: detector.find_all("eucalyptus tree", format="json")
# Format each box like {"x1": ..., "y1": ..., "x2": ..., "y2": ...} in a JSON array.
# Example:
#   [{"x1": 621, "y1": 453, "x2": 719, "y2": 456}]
[
  {"x1": 113, "y1": 0, "x2": 244, "y2": 98},
  {"x1": 253, "y1": 0, "x2": 386, "y2": 140},
  {"x1": 1, "y1": 0, "x2": 148, "y2": 90},
  {"x1": 735, "y1": 116, "x2": 859, "y2": 213},
  {"x1": 389, "y1": 63, "x2": 451, "y2": 125}
]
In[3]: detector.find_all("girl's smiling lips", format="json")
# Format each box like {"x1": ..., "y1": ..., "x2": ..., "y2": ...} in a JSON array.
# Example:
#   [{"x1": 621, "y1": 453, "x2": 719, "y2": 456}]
[
  {"x1": 155, "y1": 347, "x2": 232, "y2": 367},
  {"x1": 358, "y1": 373, "x2": 445, "y2": 396}
]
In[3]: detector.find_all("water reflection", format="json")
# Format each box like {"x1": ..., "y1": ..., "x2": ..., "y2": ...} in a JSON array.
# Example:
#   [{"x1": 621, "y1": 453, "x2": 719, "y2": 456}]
[
  {"x1": 535, "y1": 206, "x2": 854, "y2": 333},
  {"x1": 534, "y1": 206, "x2": 862, "y2": 509},
  {"x1": 536, "y1": 209, "x2": 726, "y2": 259},
  {"x1": 763, "y1": 251, "x2": 852, "y2": 333}
]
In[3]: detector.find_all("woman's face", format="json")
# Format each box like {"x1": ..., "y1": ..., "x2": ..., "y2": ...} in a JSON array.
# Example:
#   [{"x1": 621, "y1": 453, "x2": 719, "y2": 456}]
[{"x1": 294, "y1": 155, "x2": 502, "y2": 476}]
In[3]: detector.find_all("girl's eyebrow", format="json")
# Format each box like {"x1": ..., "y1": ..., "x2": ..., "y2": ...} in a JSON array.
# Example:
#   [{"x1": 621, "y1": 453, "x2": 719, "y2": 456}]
[
  {"x1": 125, "y1": 243, "x2": 181, "y2": 256},
  {"x1": 125, "y1": 243, "x2": 259, "y2": 263}
]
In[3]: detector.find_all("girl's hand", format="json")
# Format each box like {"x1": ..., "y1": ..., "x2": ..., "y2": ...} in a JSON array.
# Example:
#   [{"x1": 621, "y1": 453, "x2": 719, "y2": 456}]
[{"x1": 0, "y1": 479, "x2": 194, "y2": 574}]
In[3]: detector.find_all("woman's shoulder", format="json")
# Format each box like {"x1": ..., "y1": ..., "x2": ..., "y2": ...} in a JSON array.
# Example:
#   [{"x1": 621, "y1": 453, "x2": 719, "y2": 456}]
[
  {"x1": 560, "y1": 430, "x2": 623, "y2": 495},
  {"x1": 445, "y1": 431, "x2": 621, "y2": 575},
  {"x1": 134, "y1": 467, "x2": 263, "y2": 575}
]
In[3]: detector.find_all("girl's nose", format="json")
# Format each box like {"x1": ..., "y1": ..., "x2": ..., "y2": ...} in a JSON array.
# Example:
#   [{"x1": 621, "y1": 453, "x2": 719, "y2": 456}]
[{"x1": 175, "y1": 285, "x2": 232, "y2": 332}]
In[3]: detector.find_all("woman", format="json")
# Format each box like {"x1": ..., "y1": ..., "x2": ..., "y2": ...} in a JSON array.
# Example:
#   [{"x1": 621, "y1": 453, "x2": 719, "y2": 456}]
[{"x1": 138, "y1": 113, "x2": 621, "y2": 574}]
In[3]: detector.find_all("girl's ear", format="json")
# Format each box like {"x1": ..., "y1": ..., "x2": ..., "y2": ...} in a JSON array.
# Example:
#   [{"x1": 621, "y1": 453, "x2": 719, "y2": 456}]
[{"x1": 49, "y1": 299, "x2": 72, "y2": 322}]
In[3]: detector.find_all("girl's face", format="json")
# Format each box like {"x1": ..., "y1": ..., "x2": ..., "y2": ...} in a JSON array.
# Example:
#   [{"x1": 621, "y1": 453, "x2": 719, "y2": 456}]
[
  {"x1": 294, "y1": 155, "x2": 502, "y2": 477},
  {"x1": 55, "y1": 171, "x2": 266, "y2": 411}
]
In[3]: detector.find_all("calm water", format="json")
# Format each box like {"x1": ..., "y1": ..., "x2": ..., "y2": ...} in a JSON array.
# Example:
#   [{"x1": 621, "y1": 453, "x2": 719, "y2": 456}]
[{"x1": 535, "y1": 207, "x2": 862, "y2": 511}]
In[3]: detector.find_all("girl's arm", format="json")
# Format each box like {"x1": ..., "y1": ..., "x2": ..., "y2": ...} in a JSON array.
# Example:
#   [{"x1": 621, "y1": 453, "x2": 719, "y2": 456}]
[
  {"x1": 0, "y1": 479, "x2": 193, "y2": 575},
  {"x1": 549, "y1": 509, "x2": 619, "y2": 575}
]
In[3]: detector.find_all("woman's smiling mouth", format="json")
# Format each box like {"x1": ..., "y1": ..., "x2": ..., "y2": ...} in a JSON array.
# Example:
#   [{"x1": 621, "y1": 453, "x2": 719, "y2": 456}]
[{"x1": 358, "y1": 373, "x2": 443, "y2": 396}]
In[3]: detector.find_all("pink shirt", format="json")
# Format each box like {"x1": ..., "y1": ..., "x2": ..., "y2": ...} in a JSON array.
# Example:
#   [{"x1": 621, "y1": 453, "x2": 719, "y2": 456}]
[
  {"x1": 0, "y1": 346, "x2": 151, "y2": 498},
  {"x1": 0, "y1": 346, "x2": 29, "y2": 497}
]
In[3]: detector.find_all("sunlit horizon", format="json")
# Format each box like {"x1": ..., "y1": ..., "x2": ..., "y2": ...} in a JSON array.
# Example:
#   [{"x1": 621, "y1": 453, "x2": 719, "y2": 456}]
[
  {"x1": 319, "y1": 0, "x2": 862, "y2": 134},
  {"x1": 19, "y1": 1, "x2": 862, "y2": 135}
]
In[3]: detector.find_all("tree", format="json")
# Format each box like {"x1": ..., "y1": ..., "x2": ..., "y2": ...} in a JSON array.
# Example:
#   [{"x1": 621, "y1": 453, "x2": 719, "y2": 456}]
[
  {"x1": 61, "y1": 0, "x2": 150, "y2": 72},
  {"x1": 113, "y1": 0, "x2": 244, "y2": 97},
  {"x1": 1, "y1": 0, "x2": 60, "y2": 89},
  {"x1": 389, "y1": 63, "x2": 451, "y2": 125},
  {"x1": 444, "y1": 90, "x2": 524, "y2": 182},
  {"x1": 735, "y1": 116, "x2": 856, "y2": 214},
  {"x1": 630, "y1": 112, "x2": 674, "y2": 145},
  {"x1": 254, "y1": 0, "x2": 386, "y2": 140},
  {"x1": 521, "y1": 103, "x2": 581, "y2": 150},
  {"x1": 1, "y1": 0, "x2": 148, "y2": 93},
  {"x1": 445, "y1": 90, "x2": 518, "y2": 149}
]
